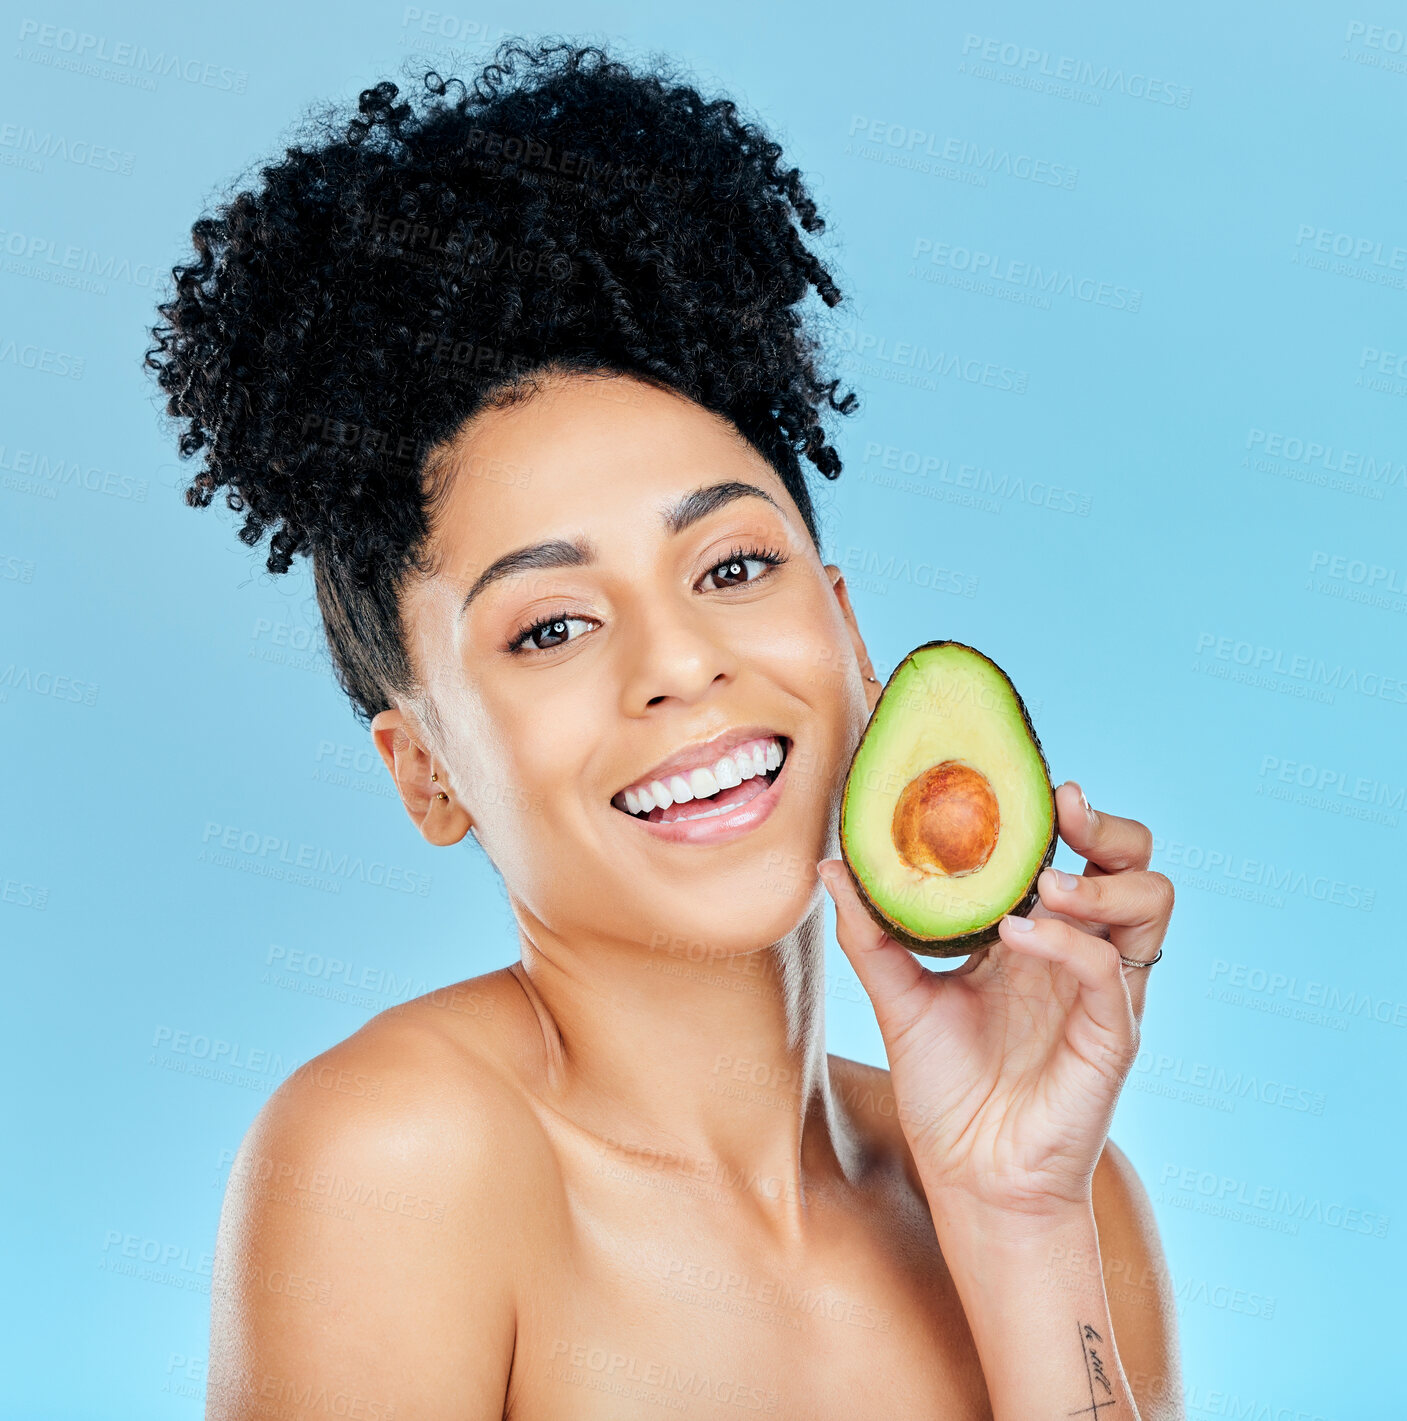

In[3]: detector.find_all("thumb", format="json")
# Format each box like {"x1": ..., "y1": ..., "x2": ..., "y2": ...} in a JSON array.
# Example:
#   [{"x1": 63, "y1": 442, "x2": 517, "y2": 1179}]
[{"x1": 817, "y1": 859, "x2": 931, "y2": 1040}]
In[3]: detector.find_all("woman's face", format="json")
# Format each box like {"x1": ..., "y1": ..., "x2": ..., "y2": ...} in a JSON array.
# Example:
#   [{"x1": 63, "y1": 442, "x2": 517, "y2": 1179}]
[{"x1": 384, "y1": 370, "x2": 873, "y2": 955}]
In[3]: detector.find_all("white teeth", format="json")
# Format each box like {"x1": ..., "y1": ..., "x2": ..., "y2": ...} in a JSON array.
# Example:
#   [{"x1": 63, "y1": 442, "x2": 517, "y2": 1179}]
[
  {"x1": 689, "y1": 766, "x2": 719, "y2": 799},
  {"x1": 618, "y1": 736, "x2": 786, "y2": 817}
]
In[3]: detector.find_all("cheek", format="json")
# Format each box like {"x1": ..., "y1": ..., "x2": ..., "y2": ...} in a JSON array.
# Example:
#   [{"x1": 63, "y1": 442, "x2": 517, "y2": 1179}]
[
  {"x1": 428, "y1": 683, "x2": 537, "y2": 838},
  {"x1": 762, "y1": 590, "x2": 855, "y2": 702},
  {"x1": 755, "y1": 616, "x2": 866, "y2": 800},
  {"x1": 461, "y1": 679, "x2": 607, "y2": 848}
]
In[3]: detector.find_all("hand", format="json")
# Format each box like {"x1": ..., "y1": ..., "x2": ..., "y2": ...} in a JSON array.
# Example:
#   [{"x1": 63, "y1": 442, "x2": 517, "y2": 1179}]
[{"x1": 818, "y1": 781, "x2": 1173, "y2": 1221}]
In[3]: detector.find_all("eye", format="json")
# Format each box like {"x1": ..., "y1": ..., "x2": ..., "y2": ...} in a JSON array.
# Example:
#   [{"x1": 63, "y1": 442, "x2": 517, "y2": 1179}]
[
  {"x1": 508, "y1": 614, "x2": 595, "y2": 654},
  {"x1": 700, "y1": 544, "x2": 788, "y2": 591}
]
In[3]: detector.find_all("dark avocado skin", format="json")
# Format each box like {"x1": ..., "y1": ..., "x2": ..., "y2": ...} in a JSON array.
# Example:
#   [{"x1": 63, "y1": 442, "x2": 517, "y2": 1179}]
[{"x1": 839, "y1": 640, "x2": 1057, "y2": 959}]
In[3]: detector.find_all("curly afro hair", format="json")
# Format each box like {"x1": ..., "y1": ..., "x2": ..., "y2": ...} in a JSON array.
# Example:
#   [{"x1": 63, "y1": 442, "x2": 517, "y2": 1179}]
[{"x1": 147, "y1": 37, "x2": 858, "y2": 730}]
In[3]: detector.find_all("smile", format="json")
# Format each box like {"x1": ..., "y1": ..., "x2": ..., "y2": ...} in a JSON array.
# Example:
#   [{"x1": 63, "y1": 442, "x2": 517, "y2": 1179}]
[{"x1": 611, "y1": 733, "x2": 791, "y2": 842}]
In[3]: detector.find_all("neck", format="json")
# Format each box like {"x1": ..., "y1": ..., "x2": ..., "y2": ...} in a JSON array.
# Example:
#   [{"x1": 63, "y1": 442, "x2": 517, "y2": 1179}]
[{"x1": 506, "y1": 900, "x2": 862, "y2": 1236}]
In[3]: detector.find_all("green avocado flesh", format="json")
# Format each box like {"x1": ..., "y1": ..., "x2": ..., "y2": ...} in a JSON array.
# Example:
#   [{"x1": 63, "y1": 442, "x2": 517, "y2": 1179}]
[{"x1": 839, "y1": 641, "x2": 1056, "y2": 957}]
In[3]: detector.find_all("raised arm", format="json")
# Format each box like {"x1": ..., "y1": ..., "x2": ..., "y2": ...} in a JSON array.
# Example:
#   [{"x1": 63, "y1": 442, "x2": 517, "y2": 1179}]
[
  {"x1": 206, "y1": 1019, "x2": 523, "y2": 1421},
  {"x1": 819, "y1": 781, "x2": 1182, "y2": 1421},
  {"x1": 921, "y1": 1135, "x2": 1183, "y2": 1421}
]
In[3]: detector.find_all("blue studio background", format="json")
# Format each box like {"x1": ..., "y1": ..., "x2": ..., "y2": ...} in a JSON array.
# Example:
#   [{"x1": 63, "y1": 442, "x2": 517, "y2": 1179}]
[{"x1": 3, "y1": 0, "x2": 1403, "y2": 1414}]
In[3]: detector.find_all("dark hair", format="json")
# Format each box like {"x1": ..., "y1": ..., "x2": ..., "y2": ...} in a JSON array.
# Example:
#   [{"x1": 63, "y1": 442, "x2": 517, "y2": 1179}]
[{"x1": 147, "y1": 37, "x2": 858, "y2": 730}]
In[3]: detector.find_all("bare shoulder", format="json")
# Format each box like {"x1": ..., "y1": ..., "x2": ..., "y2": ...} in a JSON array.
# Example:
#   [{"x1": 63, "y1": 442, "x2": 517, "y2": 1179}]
[
  {"x1": 209, "y1": 967, "x2": 556, "y2": 1421},
  {"x1": 236, "y1": 965, "x2": 555, "y2": 1209},
  {"x1": 1093, "y1": 1140, "x2": 1185, "y2": 1421}
]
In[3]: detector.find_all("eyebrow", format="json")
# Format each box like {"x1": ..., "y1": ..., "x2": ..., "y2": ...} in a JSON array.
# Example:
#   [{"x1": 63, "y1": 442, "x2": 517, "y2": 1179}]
[{"x1": 456, "y1": 480, "x2": 783, "y2": 619}]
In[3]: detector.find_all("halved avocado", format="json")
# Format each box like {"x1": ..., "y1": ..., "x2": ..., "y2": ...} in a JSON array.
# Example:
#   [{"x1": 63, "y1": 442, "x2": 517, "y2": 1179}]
[{"x1": 839, "y1": 641, "x2": 1056, "y2": 957}]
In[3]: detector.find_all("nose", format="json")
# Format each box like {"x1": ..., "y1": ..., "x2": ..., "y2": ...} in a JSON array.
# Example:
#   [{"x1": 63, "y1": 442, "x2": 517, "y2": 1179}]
[{"x1": 618, "y1": 595, "x2": 738, "y2": 714}]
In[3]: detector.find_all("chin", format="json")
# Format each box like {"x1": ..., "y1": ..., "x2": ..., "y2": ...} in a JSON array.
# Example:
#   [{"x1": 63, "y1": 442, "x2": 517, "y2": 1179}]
[{"x1": 637, "y1": 853, "x2": 828, "y2": 965}]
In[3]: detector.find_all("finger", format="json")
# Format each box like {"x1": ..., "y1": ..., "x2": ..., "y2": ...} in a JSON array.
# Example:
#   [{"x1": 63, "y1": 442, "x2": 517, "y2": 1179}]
[
  {"x1": 817, "y1": 859, "x2": 932, "y2": 1042},
  {"x1": 1034, "y1": 865, "x2": 1172, "y2": 1024},
  {"x1": 997, "y1": 913, "x2": 1136, "y2": 1065},
  {"x1": 1056, "y1": 781, "x2": 1154, "y2": 874},
  {"x1": 1035, "y1": 866, "x2": 1173, "y2": 963}
]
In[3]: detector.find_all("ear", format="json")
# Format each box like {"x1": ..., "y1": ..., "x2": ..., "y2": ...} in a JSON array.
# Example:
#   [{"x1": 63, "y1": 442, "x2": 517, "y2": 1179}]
[
  {"x1": 369, "y1": 706, "x2": 474, "y2": 847},
  {"x1": 825, "y1": 564, "x2": 882, "y2": 707}
]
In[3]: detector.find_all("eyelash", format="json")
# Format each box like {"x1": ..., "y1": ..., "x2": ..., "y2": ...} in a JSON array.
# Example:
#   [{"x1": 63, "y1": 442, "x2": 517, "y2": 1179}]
[{"x1": 505, "y1": 542, "x2": 790, "y2": 655}]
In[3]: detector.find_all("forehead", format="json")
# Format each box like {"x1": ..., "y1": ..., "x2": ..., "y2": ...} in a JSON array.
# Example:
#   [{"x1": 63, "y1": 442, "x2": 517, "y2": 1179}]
[{"x1": 422, "y1": 372, "x2": 788, "y2": 582}]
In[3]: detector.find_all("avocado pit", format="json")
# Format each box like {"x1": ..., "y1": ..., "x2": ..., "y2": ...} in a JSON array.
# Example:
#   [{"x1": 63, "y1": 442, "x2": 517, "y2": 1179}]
[{"x1": 891, "y1": 759, "x2": 1000, "y2": 878}]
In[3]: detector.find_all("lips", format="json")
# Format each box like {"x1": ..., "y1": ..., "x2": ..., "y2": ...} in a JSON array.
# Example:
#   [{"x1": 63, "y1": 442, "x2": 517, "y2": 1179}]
[
  {"x1": 611, "y1": 733, "x2": 790, "y2": 826},
  {"x1": 619, "y1": 742, "x2": 791, "y2": 845}
]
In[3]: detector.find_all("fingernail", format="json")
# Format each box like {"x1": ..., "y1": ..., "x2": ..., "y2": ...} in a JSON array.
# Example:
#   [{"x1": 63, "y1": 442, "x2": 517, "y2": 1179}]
[
  {"x1": 1002, "y1": 914, "x2": 1035, "y2": 933},
  {"x1": 816, "y1": 859, "x2": 839, "y2": 885},
  {"x1": 1069, "y1": 781, "x2": 1095, "y2": 822},
  {"x1": 1042, "y1": 868, "x2": 1079, "y2": 893}
]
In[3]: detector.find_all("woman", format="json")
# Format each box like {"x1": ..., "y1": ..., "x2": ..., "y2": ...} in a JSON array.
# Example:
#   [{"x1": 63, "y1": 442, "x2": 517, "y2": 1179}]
[{"x1": 149, "y1": 40, "x2": 1181, "y2": 1419}]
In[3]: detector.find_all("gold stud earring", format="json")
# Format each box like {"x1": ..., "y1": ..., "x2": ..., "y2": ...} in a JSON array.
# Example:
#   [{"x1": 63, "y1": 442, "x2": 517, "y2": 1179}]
[{"x1": 436, "y1": 792, "x2": 449, "y2": 803}]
